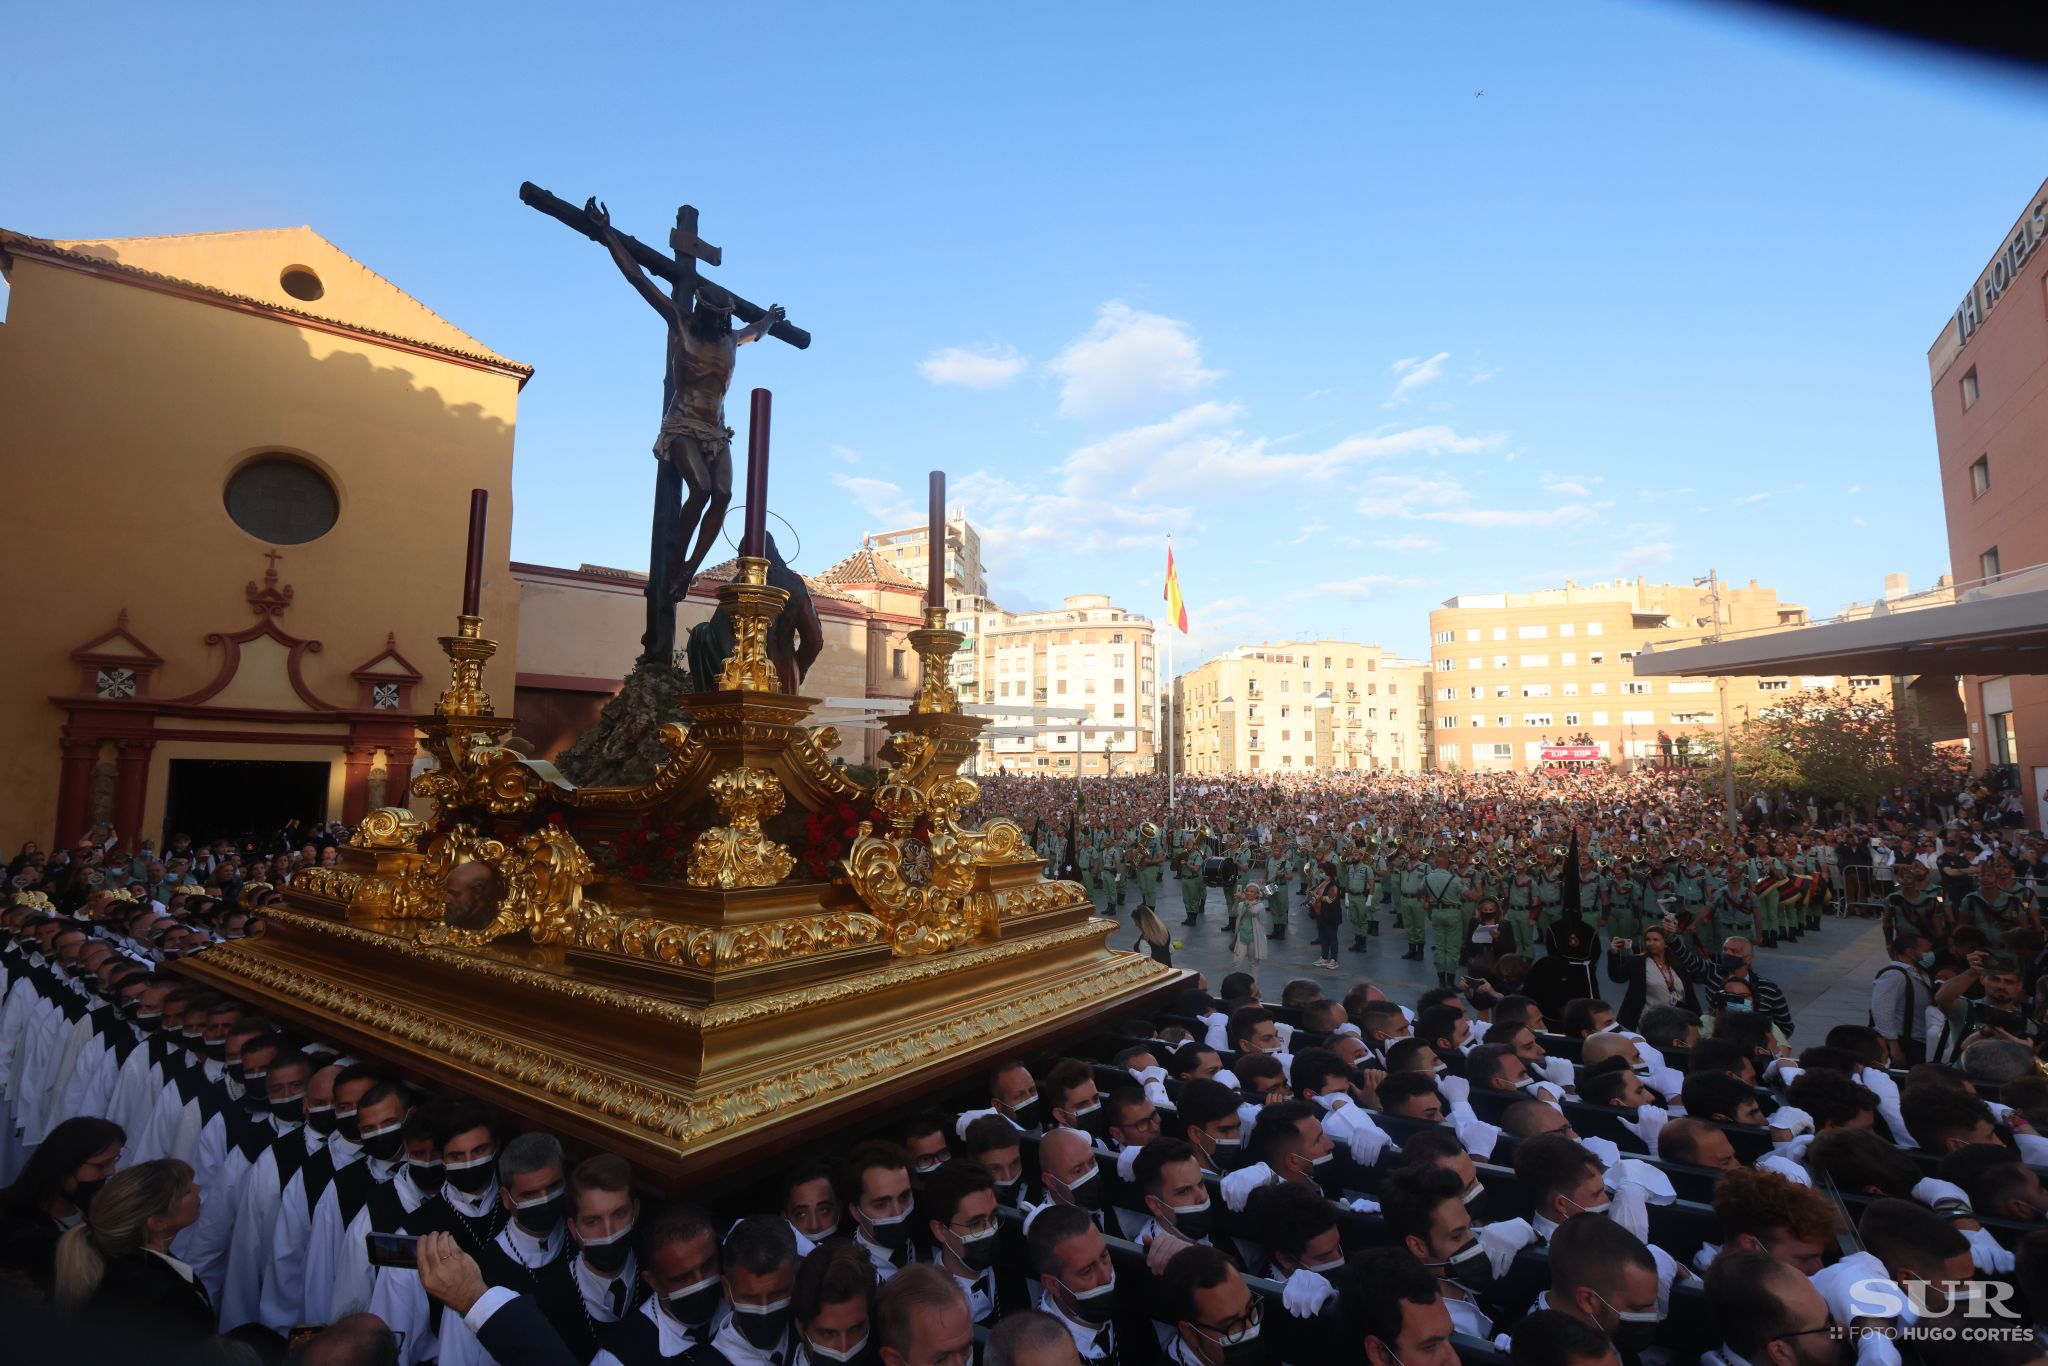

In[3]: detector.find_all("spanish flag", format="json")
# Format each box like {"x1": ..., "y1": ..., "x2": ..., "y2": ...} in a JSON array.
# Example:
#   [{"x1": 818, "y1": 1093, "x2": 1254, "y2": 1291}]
[{"x1": 1163, "y1": 542, "x2": 1189, "y2": 633}]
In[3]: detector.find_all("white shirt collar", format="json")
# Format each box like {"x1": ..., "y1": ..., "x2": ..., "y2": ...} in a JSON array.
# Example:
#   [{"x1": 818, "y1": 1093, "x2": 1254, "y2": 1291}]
[
  {"x1": 572, "y1": 1250, "x2": 638, "y2": 1320},
  {"x1": 712, "y1": 1316, "x2": 789, "y2": 1366},
  {"x1": 145, "y1": 1247, "x2": 197, "y2": 1282},
  {"x1": 499, "y1": 1217, "x2": 565, "y2": 1268},
  {"x1": 444, "y1": 1179, "x2": 499, "y2": 1216}
]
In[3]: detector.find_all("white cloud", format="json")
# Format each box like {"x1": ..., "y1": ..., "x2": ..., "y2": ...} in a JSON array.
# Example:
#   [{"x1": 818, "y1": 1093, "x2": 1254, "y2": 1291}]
[
  {"x1": 831, "y1": 474, "x2": 919, "y2": 525},
  {"x1": 1287, "y1": 518, "x2": 1328, "y2": 546},
  {"x1": 1734, "y1": 492, "x2": 1770, "y2": 505},
  {"x1": 1469, "y1": 361, "x2": 1500, "y2": 385},
  {"x1": 1387, "y1": 352, "x2": 1451, "y2": 404},
  {"x1": 1847, "y1": 485, "x2": 1863, "y2": 495},
  {"x1": 918, "y1": 343, "x2": 1028, "y2": 389},
  {"x1": 1374, "y1": 533, "x2": 1443, "y2": 552},
  {"x1": 1303, "y1": 574, "x2": 1424, "y2": 600},
  {"x1": 1423, "y1": 504, "x2": 1605, "y2": 529},
  {"x1": 1357, "y1": 471, "x2": 1609, "y2": 531},
  {"x1": 830, "y1": 445, "x2": 862, "y2": 465},
  {"x1": 1048, "y1": 302, "x2": 1219, "y2": 420},
  {"x1": 1545, "y1": 480, "x2": 1591, "y2": 498}
]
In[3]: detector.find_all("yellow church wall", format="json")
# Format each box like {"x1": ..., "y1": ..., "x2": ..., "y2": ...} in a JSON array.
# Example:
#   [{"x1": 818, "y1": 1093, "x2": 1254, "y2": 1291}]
[{"x1": 0, "y1": 247, "x2": 523, "y2": 847}]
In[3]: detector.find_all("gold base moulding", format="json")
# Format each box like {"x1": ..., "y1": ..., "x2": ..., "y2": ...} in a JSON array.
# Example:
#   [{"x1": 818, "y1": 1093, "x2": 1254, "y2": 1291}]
[
  {"x1": 175, "y1": 603, "x2": 1186, "y2": 1185},
  {"x1": 178, "y1": 898, "x2": 1182, "y2": 1185}
]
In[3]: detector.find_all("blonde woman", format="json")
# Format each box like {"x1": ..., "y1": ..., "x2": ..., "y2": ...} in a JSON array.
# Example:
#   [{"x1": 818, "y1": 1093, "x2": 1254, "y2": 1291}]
[{"x1": 52, "y1": 1158, "x2": 210, "y2": 1342}]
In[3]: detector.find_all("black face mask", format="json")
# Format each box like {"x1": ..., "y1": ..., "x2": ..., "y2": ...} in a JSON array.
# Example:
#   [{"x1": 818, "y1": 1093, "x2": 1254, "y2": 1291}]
[
  {"x1": 663, "y1": 1276, "x2": 723, "y2": 1331},
  {"x1": 408, "y1": 1158, "x2": 445, "y2": 1187},
  {"x1": 580, "y1": 1223, "x2": 635, "y2": 1275},
  {"x1": 733, "y1": 1301, "x2": 793, "y2": 1351},
  {"x1": 70, "y1": 1176, "x2": 108, "y2": 1213},
  {"x1": 991, "y1": 1175, "x2": 1022, "y2": 1208},
  {"x1": 445, "y1": 1156, "x2": 497, "y2": 1195},
  {"x1": 861, "y1": 1202, "x2": 916, "y2": 1251},
  {"x1": 1002, "y1": 1097, "x2": 1040, "y2": 1129},
  {"x1": 204, "y1": 1038, "x2": 228, "y2": 1061},
  {"x1": 513, "y1": 1189, "x2": 568, "y2": 1237},
  {"x1": 1056, "y1": 1166, "x2": 1104, "y2": 1211},
  {"x1": 268, "y1": 1095, "x2": 301, "y2": 1125},
  {"x1": 1057, "y1": 1275, "x2": 1117, "y2": 1327},
  {"x1": 1604, "y1": 1304, "x2": 1661, "y2": 1352},
  {"x1": 305, "y1": 1104, "x2": 338, "y2": 1138},
  {"x1": 359, "y1": 1123, "x2": 405, "y2": 1163},
  {"x1": 336, "y1": 1110, "x2": 362, "y2": 1144},
  {"x1": 1435, "y1": 1239, "x2": 1497, "y2": 1294},
  {"x1": 949, "y1": 1225, "x2": 1000, "y2": 1273},
  {"x1": 1163, "y1": 1200, "x2": 1213, "y2": 1242},
  {"x1": 245, "y1": 1091, "x2": 274, "y2": 1119},
  {"x1": 226, "y1": 1062, "x2": 245, "y2": 1086},
  {"x1": 1066, "y1": 1103, "x2": 1106, "y2": 1139}
]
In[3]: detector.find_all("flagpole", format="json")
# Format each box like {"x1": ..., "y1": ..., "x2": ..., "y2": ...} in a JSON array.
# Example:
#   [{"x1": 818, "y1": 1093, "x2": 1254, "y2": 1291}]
[{"x1": 1167, "y1": 623, "x2": 1176, "y2": 810}]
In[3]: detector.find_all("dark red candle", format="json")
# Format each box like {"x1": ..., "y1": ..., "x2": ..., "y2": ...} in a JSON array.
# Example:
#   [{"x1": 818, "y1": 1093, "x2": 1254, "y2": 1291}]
[
  {"x1": 927, "y1": 471, "x2": 945, "y2": 610},
  {"x1": 461, "y1": 488, "x2": 488, "y2": 616},
  {"x1": 742, "y1": 388, "x2": 772, "y2": 559}
]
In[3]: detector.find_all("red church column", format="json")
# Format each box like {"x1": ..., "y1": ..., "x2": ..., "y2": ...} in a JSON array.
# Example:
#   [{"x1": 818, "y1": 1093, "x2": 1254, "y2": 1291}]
[
  {"x1": 56, "y1": 736, "x2": 98, "y2": 848},
  {"x1": 112, "y1": 739, "x2": 154, "y2": 849},
  {"x1": 341, "y1": 745, "x2": 377, "y2": 826}
]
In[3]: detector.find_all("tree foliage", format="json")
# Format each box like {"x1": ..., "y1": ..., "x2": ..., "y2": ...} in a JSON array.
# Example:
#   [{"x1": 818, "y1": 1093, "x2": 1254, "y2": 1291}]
[{"x1": 1694, "y1": 686, "x2": 1967, "y2": 808}]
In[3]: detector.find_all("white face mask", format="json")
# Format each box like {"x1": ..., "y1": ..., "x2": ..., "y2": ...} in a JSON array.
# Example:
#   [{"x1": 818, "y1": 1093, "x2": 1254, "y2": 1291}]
[{"x1": 807, "y1": 1336, "x2": 869, "y2": 1364}]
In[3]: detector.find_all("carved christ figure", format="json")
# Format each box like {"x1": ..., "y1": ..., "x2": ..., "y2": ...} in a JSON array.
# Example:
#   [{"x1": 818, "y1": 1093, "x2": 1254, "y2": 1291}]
[{"x1": 585, "y1": 199, "x2": 785, "y2": 621}]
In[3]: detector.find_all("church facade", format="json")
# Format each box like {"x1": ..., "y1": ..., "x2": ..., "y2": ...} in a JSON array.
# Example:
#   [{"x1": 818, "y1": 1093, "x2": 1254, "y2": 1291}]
[{"x1": 0, "y1": 225, "x2": 528, "y2": 851}]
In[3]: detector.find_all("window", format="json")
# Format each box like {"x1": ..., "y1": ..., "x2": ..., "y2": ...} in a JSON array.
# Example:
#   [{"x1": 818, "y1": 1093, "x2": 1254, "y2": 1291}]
[
  {"x1": 1563, "y1": 712, "x2": 1580, "y2": 726},
  {"x1": 1668, "y1": 680, "x2": 1711, "y2": 694},
  {"x1": 1468, "y1": 686, "x2": 1481, "y2": 700},
  {"x1": 1280, "y1": 679, "x2": 1291, "y2": 693},
  {"x1": 1436, "y1": 658, "x2": 1456, "y2": 671},
  {"x1": 1618, "y1": 650, "x2": 1637, "y2": 663},
  {"x1": 1494, "y1": 656, "x2": 1509, "y2": 670},
  {"x1": 1962, "y1": 367, "x2": 1980, "y2": 409},
  {"x1": 1671, "y1": 711, "x2": 1716, "y2": 724},
  {"x1": 280, "y1": 266, "x2": 326, "y2": 301},
  {"x1": 224, "y1": 456, "x2": 339, "y2": 544},
  {"x1": 1055, "y1": 680, "x2": 1067, "y2": 695},
  {"x1": 1438, "y1": 687, "x2": 1458, "y2": 701},
  {"x1": 1113, "y1": 678, "x2": 1125, "y2": 693},
  {"x1": 1345, "y1": 658, "x2": 1355, "y2": 668},
  {"x1": 1492, "y1": 627, "x2": 1507, "y2": 641},
  {"x1": 1758, "y1": 679, "x2": 1789, "y2": 692},
  {"x1": 1279, "y1": 705, "x2": 1290, "y2": 718},
  {"x1": 1522, "y1": 683, "x2": 1551, "y2": 698},
  {"x1": 1524, "y1": 714, "x2": 1553, "y2": 727},
  {"x1": 1972, "y1": 455, "x2": 1992, "y2": 496},
  {"x1": 1496, "y1": 715, "x2": 1511, "y2": 729},
  {"x1": 1589, "y1": 651, "x2": 1605, "y2": 665},
  {"x1": 1324, "y1": 656, "x2": 1332, "y2": 668},
  {"x1": 1280, "y1": 730, "x2": 1290, "y2": 741},
  {"x1": 1561, "y1": 652, "x2": 1576, "y2": 667},
  {"x1": 1983, "y1": 546, "x2": 2002, "y2": 583},
  {"x1": 1438, "y1": 744, "x2": 1461, "y2": 763},
  {"x1": 893, "y1": 650, "x2": 907, "y2": 678},
  {"x1": 1438, "y1": 714, "x2": 1461, "y2": 729},
  {"x1": 1112, "y1": 703, "x2": 1125, "y2": 718},
  {"x1": 1623, "y1": 681, "x2": 1651, "y2": 695},
  {"x1": 1586, "y1": 623, "x2": 1603, "y2": 637},
  {"x1": 1489, "y1": 743, "x2": 1513, "y2": 759},
  {"x1": 1519, "y1": 654, "x2": 1549, "y2": 668},
  {"x1": 1563, "y1": 683, "x2": 1579, "y2": 697},
  {"x1": 1560, "y1": 623, "x2": 1575, "y2": 638},
  {"x1": 1592, "y1": 710, "x2": 1609, "y2": 725},
  {"x1": 1466, "y1": 629, "x2": 1480, "y2": 642},
  {"x1": 1590, "y1": 682, "x2": 1607, "y2": 695},
  {"x1": 1494, "y1": 685, "x2": 1509, "y2": 699},
  {"x1": 1849, "y1": 676, "x2": 1882, "y2": 689},
  {"x1": 1517, "y1": 625, "x2": 1548, "y2": 639}
]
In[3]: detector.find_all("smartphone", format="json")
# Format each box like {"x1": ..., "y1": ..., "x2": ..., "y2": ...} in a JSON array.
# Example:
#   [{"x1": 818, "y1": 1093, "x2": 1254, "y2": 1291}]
[{"x1": 366, "y1": 1231, "x2": 420, "y2": 1268}]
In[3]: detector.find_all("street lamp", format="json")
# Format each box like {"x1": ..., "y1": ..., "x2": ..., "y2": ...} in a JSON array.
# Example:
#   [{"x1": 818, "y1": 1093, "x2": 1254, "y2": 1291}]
[{"x1": 1692, "y1": 569, "x2": 1739, "y2": 833}]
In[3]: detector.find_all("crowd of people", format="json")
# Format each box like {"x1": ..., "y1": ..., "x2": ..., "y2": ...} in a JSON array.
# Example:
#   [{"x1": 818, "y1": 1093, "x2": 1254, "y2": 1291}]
[{"x1": 3, "y1": 768, "x2": 2048, "y2": 1366}]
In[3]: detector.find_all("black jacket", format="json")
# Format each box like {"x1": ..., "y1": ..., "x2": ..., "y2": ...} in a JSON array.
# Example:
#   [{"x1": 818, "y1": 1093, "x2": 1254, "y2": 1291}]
[
  {"x1": 88, "y1": 1249, "x2": 216, "y2": 1343},
  {"x1": 1605, "y1": 951, "x2": 1701, "y2": 1029}
]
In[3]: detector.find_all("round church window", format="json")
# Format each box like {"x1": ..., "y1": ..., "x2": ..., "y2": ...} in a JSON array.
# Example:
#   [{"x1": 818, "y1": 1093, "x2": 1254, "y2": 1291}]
[
  {"x1": 224, "y1": 456, "x2": 339, "y2": 544},
  {"x1": 280, "y1": 266, "x2": 325, "y2": 302}
]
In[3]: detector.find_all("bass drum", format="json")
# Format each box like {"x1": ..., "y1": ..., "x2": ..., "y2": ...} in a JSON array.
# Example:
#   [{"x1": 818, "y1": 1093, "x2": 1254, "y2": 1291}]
[{"x1": 1201, "y1": 856, "x2": 1230, "y2": 887}]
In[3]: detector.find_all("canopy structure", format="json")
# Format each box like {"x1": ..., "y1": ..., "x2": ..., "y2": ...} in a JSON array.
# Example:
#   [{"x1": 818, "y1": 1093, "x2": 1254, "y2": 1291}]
[{"x1": 1633, "y1": 568, "x2": 2048, "y2": 680}]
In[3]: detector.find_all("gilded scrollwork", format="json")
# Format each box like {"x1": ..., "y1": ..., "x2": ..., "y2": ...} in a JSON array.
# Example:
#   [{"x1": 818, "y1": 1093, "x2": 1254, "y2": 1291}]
[
  {"x1": 412, "y1": 733, "x2": 555, "y2": 822},
  {"x1": 686, "y1": 767, "x2": 796, "y2": 890},
  {"x1": 349, "y1": 807, "x2": 426, "y2": 851},
  {"x1": 841, "y1": 769, "x2": 1047, "y2": 956},
  {"x1": 412, "y1": 821, "x2": 597, "y2": 949}
]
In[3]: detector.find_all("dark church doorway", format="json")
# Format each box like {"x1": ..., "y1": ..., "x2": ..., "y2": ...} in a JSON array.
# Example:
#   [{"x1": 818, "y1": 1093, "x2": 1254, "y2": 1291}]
[{"x1": 162, "y1": 758, "x2": 329, "y2": 847}]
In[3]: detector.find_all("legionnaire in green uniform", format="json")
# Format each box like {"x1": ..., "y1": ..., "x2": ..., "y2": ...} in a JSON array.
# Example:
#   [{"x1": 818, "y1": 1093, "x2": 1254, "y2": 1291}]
[
  {"x1": 1178, "y1": 846, "x2": 1209, "y2": 926},
  {"x1": 1076, "y1": 836, "x2": 1094, "y2": 893},
  {"x1": 1397, "y1": 855, "x2": 1428, "y2": 960},
  {"x1": 1534, "y1": 863, "x2": 1563, "y2": 941},
  {"x1": 1884, "y1": 863, "x2": 1944, "y2": 945},
  {"x1": 1506, "y1": 861, "x2": 1536, "y2": 959},
  {"x1": 1342, "y1": 846, "x2": 1374, "y2": 953},
  {"x1": 1135, "y1": 821, "x2": 1164, "y2": 912},
  {"x1": 1371, "y1": 840, "x2": 1394, "y2": 934},
  {"x1": 1422, "y1": 858, "x2": 1475, "y2": 985}
]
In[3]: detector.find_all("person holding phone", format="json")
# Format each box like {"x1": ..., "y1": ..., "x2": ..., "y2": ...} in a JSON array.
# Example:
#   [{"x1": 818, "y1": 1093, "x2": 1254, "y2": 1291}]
[{"x1": 1603, "y1": 924, "x2": 1700, "y2": 1030}]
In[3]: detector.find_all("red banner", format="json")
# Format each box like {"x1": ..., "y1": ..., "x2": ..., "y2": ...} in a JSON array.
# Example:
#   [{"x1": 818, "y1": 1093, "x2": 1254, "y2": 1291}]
[{"x1": 1540, "y1": 745, "x2": 1601, "y2": 762}]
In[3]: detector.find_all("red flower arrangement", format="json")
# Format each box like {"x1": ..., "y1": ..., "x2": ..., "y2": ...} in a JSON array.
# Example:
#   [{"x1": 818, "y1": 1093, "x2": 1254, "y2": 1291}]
[
  {"x1": 799, "y1": 798, "x2": 868, "y2": 881},
  {"x1": 596, "y1": 810, "x2": 698, "y2": 884}
]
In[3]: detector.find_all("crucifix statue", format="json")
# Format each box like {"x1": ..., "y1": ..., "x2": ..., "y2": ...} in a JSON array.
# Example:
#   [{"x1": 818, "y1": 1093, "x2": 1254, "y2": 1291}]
[{"x1": 519, "y1": 182, "x2": 810, "y2": 666}]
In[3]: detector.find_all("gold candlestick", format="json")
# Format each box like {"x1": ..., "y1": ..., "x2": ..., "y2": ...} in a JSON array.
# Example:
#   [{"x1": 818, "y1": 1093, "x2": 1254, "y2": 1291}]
[{"x1": 715, "y1": 557, "x2": 789, "y2": 693}]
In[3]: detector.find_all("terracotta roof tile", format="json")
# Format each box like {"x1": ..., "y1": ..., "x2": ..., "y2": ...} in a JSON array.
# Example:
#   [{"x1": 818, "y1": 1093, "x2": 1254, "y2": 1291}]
[{"x1": 817, "y1": 546, "x2": 923, "y2": 590}]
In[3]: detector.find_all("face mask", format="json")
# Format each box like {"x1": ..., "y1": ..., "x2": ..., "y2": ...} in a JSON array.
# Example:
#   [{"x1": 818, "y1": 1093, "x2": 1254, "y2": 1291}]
[
  {"x1": 1058, "y1": 1273, "x2": 1117, "y2": 1326},
  {"x1": 245, "y1": 1090, "x2": 273, "y2": 1118},
  {"x1": 991, "y1": 1174, "x2": 1022, "y2": 1207},
  {"x1": 70, "y1": 1176, "x2": 108, "y2": 1212},
  {"x1": 227, "y1": 1062, "x2": 246, "y2": 1085},
  {"x1": 1206, "y1": 1319, "x2": 1263, "y2": 1366},
  {"x1": 1434, "y1": 1238, "x2": 1497, "y2": 1292},
  {"x1": 580, "y1": 1220, "x2": 636, "y2": 1275},
  {"x1": 1596, "y1": 1291, "x2": 1661, "y2": 1350},
  {"x1": 1724, "y1": 1000, "x2": 1753, "y2": 1014},
  {"x1": 359, "y1": 1121, "x2": 405, "y2": 1163},
  {"x1": 1067, "y1": 1100, "x2": 1106, "y2": 1137},
  {"x1": 1460, "y1": 1183, "x2": 1487, "y2": 1221},
  {"x1": 268, "y1": 1095, "x2": 301, "y2": 1126},
  {"x1": 1002, "y1": 1097, "x2": 1040, "y2": 1129},
  {"x1": 948, "y1": 1223, "x2": 999, "y2": 1272},
  {"x1": 1919, "y1": 952, "x2": 1937, "y2": 969},
  {"x1": 861, "y1": 1200, "x2": 917, "y2": 1250},
  {"x1": 664, "y1": 1274, "x2": 723, "y2": 1330},
  {"x1": 1567, "y1": 1193, "x2": 1613, "y2": 1220},
  {"x1": 1164, "y1": 1195, "x2": 1214, "y2": 1242},
  {"x1": 1301, "y1": 1254, "x2": 1345, "y2": 1275},
  {"x1": 336, "y1": 1109, "x2": 362, "y2": 1144},
  {"x1": 1718, "y1": 954, "x2": 1743, "y2": 974},
  {"x1": 807, "y1": 1336, "x2": 869, "y2": 1364},
  {"x1": 305, "y1": 1103, "x2": 338, "y2": 1138},
  {"x1": 204, "y1": 1038, "x2": 228, "y2": 1061},
  {"x1": 1240, "y1": 1088, "x2": 1270, "y2": 1107},
  {"x1": 732, "y1": 1297, "x2": 793, "y2": 1350},
  {"x1": 512, "y1": 1185, "x2": 568, "y2": 1236},
  {"x1": 409, "y1": 1157, "x2": 445, "y2": 1185},
  {"x1": 135, "y1": 1008, "x2": 161, "y2": 1028},
  {"x1": 1056, "y1": 1165, "x2": 1104, "y2": 1211},
  {"x1": 445, "y1": 1153, "x2": 497, "y2": 1195}
]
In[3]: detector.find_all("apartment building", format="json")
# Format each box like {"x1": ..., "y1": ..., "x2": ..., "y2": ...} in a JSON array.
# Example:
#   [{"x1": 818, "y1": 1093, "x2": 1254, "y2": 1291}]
[
  {"x1": 862, "y1": 510, "x2": 988, "y2": 612},
  {"x1": 1176, "y1": 641, "x2": 1430, "y2": 775},
  {"x1": 967, "y1": 595, "x2": 1158, "y2": 775},
  {"x1": 1427, "y1": 577, "x2": 1889, "y2": 772}
]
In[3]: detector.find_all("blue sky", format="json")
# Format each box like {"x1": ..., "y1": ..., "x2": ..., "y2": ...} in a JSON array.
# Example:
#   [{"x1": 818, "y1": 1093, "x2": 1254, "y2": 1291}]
[{"x1": 7, "y1": 3, "x2": 2046, "y2": 666}]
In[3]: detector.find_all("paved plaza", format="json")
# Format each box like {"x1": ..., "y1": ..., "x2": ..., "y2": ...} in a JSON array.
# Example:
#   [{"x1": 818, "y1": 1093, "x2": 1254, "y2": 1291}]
[{"x1": 1113, "y1": 872, "x2": 1888, "y2": 1041}]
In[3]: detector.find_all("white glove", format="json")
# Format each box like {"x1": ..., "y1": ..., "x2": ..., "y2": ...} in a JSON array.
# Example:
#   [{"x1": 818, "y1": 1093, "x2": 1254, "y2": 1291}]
[
  {"x1": 954, "y1": 1108, "x2": 999, "y2": 1141},
  {"x1": 1912, "y1": 1177, "x2": 1972, "y2": 1213},
  {"x1": 1476, "y1": 1217, "x2": 1535, "y2": 1277},
  {"x1": 1581, "y1": 1135, "x2": 1623, "y2": 1169},
  {"x1": 1344, "y1": 1114, "x2": 1394, "y2": 1168},
  {"x1": 1755, "y1": 1153, "x2": 1812, "y2": 1186},
  {"x1": 1456, "y1": 1118, "x2": 1501, "y2": 1161},
  {"x1": 1221, "y1": 1162, "x2": 1276, "y2": 1213},
  {"x1": 1116, "y1": 1145, "x2": 1142, "y2": 1182},
  {"x1": 1132, "y1": 1065, "x2": 1168, "y2": 1086},
  {"x1": 1963, "y1": 1225, "x2": 2016, "y2": 1274},
  {"x1": 1282, "y1": 1269, "x2": 1336, "y2": 1317},
  {"x1": 1538, "y1": 1055, "x2": 1577, "y2": 1089},
  {"x1": 1439, "y1": 1075, "x2": 1471, "y2": 1108},
  {"x1": 1342, "y1": 1196, "x2": 1381, "y2": 1214},
  {"x1": 1767, "y1": 1106, "x2": 1815, "y2": 1140}
]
